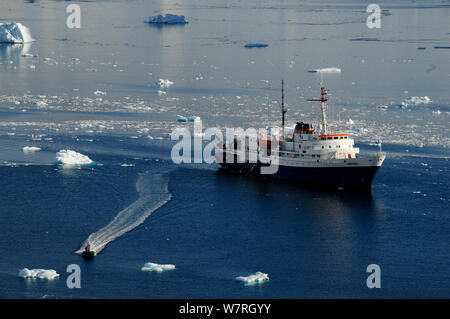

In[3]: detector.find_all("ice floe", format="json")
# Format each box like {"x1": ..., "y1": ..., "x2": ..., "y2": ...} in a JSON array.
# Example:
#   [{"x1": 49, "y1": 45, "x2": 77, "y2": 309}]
[
  {"x1": 308, "y1": 67, "x2": 341, "y2": 73},
  {"x1": 0, "y1": 22, "x2": 34, "y2": 43},
  {"x1": 22, "y1": 146, "x2": 41, "y2": 153},
  {"x1": 157, "y1": 79, "x2": 173, "y2": 89},
  {"x1": 401, "y1": 96, "x2": 432, "y2": 107},
  {"x1": 236, "y1": 272, "x2": 269, "y2": 285},
  {"x1": 93, "y1": 90, "x2": 107, "y2": 96},
  {"x1": 244, "y1": 43, "x2": 268, "y2": 48},
  {"x1": 35, "y1": 101, "x2": 48, "y2": 108},
  {"x1": 141, "y1": 262, "x2": 176, "y2": 272},
  {"x1": 177, "y1": 115, "x2": 200, "y2": 122},
  {"x1": 145, "y1": 14, "x2": 188, "y2": 25},
  {"x1": 432, "y1": 110, "x2": 441, "y2": 116},
  {"x1": 18, "y1": 268, "x2": 59, "y2": 280},
  {"x1": 56, "y1": 149, "x2": 93, "y2": 165}
]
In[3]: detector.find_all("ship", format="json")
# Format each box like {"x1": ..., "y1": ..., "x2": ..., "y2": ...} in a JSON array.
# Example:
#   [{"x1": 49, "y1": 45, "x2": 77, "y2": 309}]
[{"x1": 214, "y1": 81, "x2": 385, "y2": 191}]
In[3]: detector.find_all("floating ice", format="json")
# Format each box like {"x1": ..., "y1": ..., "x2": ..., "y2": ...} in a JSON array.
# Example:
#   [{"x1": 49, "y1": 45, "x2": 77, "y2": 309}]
[
  {"x1": 432, "y1": 110, "x2": 441, "y2": 116},
  {"x1": 308, "y1": 67, "x2": 341, "y2": 73},
  {"x1": 157, "y1": 90, "x2": 167, "y2": 95},
  {"x1": 56, "y1": 149, "x2": 93, "y2": 165},
  {"x1": 0, "y1": 22, "x2": 34, "y2": 43},
  {"x1": 347, "y1": 118, "x2": 354, "y2": 125},
  {"x1": 236, "y1": 272, "x2": 269, "y2": 285},
  {"x1": 157, "y1": 79, "x2": 173, "y2": 89},
  {"x1": 145, "y1": 14, "x2": 188, "y2": 25},
  {"x1": 244, "y1": 43, "x2": 268, "y2": 48},
  {"x1": 401, "y1": 96, "x2": 431, "y2": 107},
  {"x1": 141, "y1": 262, "x2": 175, "y2": 272},
  {"x1": 22, "y1": 146, "x2": 41, "y2": 153},
  {"x1": 121, "y1": 163, "x2": 135, "y2": 167},
  {"x1": 18, "y1": 268, "x2": 59, "y2": 280},
  {"x1": 35, "y1": 101, "x2": 48, "y2": 108},
  {"x1": 177, "y1": 115, "x2": 200, "y2": 122},
  {"x1": 93, "y1": 90, "x2": 107, "y2": 96}
]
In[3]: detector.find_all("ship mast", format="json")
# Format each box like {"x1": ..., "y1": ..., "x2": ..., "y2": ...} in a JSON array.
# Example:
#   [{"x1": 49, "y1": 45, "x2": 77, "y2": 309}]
[
  {"x1": 308, "y1": 83, "x2": 329, "y2": 134},
  {"x1": 281, "y1": 79, "x2": 286, "y2": 140}
]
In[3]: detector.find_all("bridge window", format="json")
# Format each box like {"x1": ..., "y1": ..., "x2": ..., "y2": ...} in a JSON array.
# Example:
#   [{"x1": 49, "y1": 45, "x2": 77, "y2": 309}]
[{"x1": 334, "y1": 137, "x2": 338, "y2": 139}]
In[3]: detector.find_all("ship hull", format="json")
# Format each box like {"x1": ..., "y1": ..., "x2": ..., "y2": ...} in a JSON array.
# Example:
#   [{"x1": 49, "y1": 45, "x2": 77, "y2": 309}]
[{"x1": 219, "y1": 162, "x2": 381, "y2": 191}]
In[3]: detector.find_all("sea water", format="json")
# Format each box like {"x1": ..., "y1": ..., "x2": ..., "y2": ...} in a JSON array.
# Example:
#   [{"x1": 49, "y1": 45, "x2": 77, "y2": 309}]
[{"x1": 0, "y1": 0, "x2": 448, "y2": 298}]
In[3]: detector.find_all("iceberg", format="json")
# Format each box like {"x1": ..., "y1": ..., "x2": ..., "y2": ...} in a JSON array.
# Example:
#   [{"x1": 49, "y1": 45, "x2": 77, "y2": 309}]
[
  {"x1": 141, "y1": 262, "x2": 175, "y2": 272},
  {"x1": 177, "y1": 115, "x2": 200, "y2": 122},
  {"x1": 157, "y1": 79, "x2": 173, "y2": 89},
  {"x1": 0, "y1": 22, "x2": 35, "y2": 43},
  {"x1": 236, "y1": 272, "x2": 269, "y2": 285},
  {"x1": 308, "y1": 67, "x2": 341, "y2": 73},
  {"x1": 18, "y1": 268, "x2": 59, "y2": 280},
  {"x1": 22, "y1": 146, "x2": 41, "y2": 153},
  {"x1": 56, "y1": 149, "x2": 93, "y2": 165},
  {"x1": 244, "y1": 43, "x2": 268, "y2": 48},
  {"x1": 145, "y1": 14, "x2": 188, "y2": 25}
]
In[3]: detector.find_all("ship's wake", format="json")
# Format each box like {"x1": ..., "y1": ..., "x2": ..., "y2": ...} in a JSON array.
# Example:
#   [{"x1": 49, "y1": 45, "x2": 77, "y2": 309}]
[{"x1": 75, "y1": 169, "x2": 172, "y2": 256}]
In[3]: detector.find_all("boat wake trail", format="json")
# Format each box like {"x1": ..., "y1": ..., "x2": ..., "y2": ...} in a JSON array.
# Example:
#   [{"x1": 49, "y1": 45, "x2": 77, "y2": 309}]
[{"x1": 75, "y1": 169, "x2": 172, "y2": 256}]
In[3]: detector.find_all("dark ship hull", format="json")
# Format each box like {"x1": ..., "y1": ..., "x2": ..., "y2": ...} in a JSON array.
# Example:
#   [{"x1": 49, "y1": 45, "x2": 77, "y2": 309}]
[{"x1": 219, "y1": 162, "x2": 381, "y2": 191}]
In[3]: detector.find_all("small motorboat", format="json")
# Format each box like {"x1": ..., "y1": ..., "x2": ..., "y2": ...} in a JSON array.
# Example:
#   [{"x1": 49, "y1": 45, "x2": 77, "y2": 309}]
[{"x1": 82, "y1": 245, "x2": 95, "y2": 260}]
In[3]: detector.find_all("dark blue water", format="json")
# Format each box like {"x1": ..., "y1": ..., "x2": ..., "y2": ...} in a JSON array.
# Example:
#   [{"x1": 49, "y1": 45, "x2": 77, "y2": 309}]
[
  {"x1": 0, "y1": 135, "x2": 448, "y2": 298},
  {"x1": 0, "y1": 0, "x2": 449, "y2": 298}
]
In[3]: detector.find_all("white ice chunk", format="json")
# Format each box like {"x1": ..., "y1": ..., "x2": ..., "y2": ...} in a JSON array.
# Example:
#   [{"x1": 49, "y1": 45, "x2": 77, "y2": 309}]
[
  {"x1": 18, "y1": 268, "x2": 59, "y2": 280},
  {"x1": 56, "y1": 149, "x2": 93, "y2": 165},
  {"x1": 120, "y1": 163, "x2": 135, "y2": 167},
  {"x1": 177, "y1": 115, "x2": 200, "y2": 122},
  {"x1": 402, "y1": 96, "x2": 431, "y2": 107},
  {"x1": 141, "y1": 262, "x2": 175, "y2": 272},
  {"x1": 177, "y1": 115, "x2": 187, "y2": 122},
  {"x1": 432, "y1": 110, "x2": 441, "y2": 116},
  {"x1": 157, "y1": 79, "x2": 173, "y2": 89},
  {"x1": 93, "y1": 90, "x2": 107, "y2": 96},
  {"x1": 308, "y1": 67, "x2": 341, "y2": 73},
  {"x1": 35, "y1": 101, "x2": 48, "y2": 108},
  {"x1": 236, "y1": 272, "x2": 269, "y2": 285},
  {"x1": 22, "y1": 146, "x2": 41, "y2": 153},
  {"x1": 0, "y1": 22, "x2": 35, "y2": 43}
]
